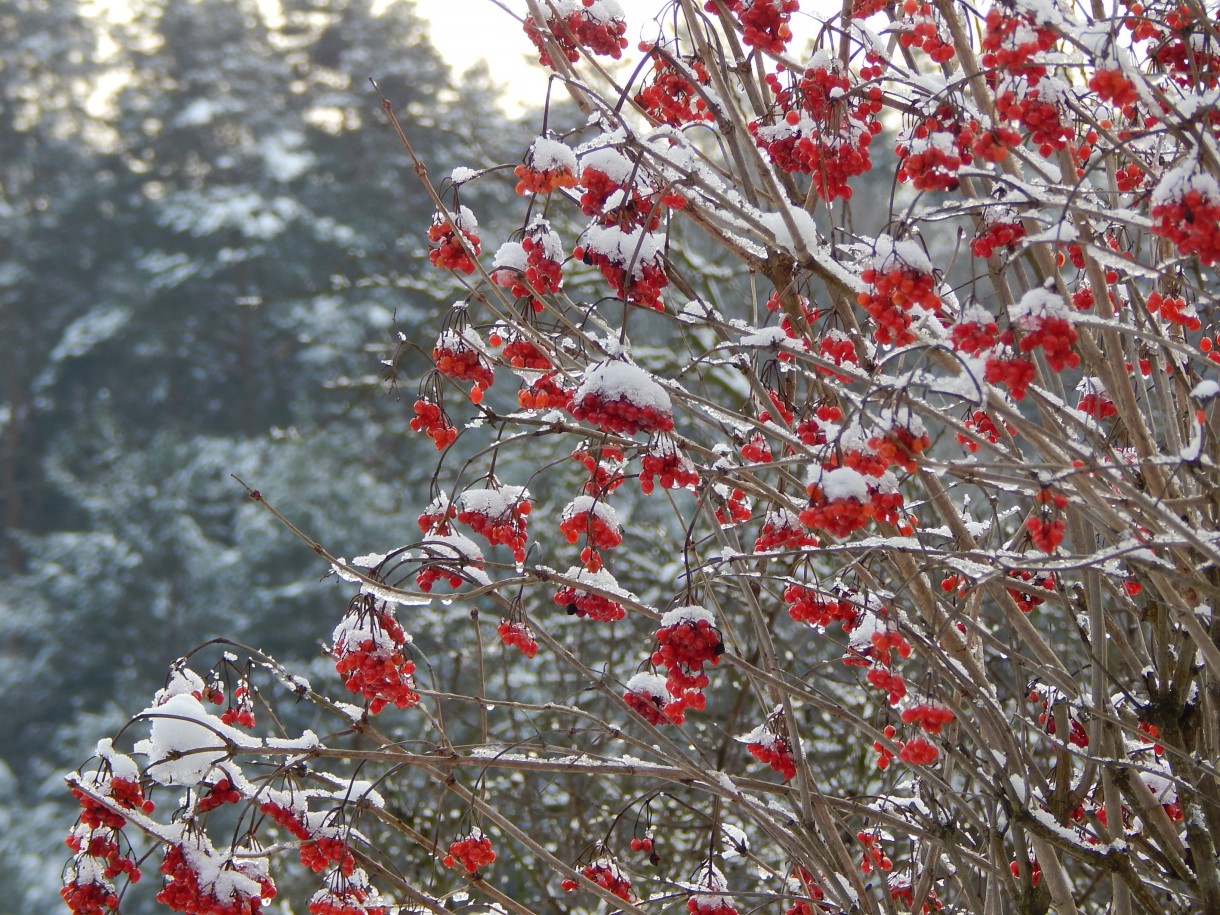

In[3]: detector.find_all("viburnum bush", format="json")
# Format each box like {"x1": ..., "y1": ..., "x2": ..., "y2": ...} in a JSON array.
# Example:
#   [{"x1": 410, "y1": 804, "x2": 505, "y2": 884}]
[{"x1": 66, "y1": 0, "x2": 1220, "y2": 912}]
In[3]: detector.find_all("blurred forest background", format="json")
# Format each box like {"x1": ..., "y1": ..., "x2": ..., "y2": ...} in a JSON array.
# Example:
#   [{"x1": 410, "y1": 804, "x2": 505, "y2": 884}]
[{"x1": 0, "y1": 0, "x2": 531, "y2": 906}]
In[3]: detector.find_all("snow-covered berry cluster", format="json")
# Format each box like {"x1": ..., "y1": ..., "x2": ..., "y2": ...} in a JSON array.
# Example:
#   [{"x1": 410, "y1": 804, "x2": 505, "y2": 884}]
[
  {"x1": 750, "y1": 53, "x2": 883, "y2": 201},
  {"x1": 427, "y1": 207, "x2": 480, "y2": 274},
  {"x1": 514, "y1": 137, "x2": 579, "y2": 195},
  {"x1": 330, "y1": 597, "x2": 419, "y2": 714},
  {"x1": 569, "y1": 360, "x2": 674, "y2": 434},
  {"x1": 458, "y1": 485, "x2": 531, "y2": 562},
  {"x1": 433, "y1": 325, "x2": 494, "y2": 404},
  {"x1": 738, "y1": 721, "x2": 797, "y2": 779},
  {"x1": 858, "y1": 236, "x2": 941, "y2": 346},
  {"x1": 554, "y1": 566, "x2": 628, "y2": 621},
  {"x1": 524, "y1": 0, "x2": 628, "y2": 68},
  {"x1": 307, "y1": 870, "x2": 387, "y2": 915},
  {"x1": 1151, "y1": 165, "x2": 1220, "y2": 265},
  {"x1": 640, "y1": 436, "x2": 699, "y2": 493},
  {"x1": 895, "y1": 109, "x2": 976, "y2": 192},
  {"x1": 754, "y1": 507, "x2": 818, "y2": 553},
  {"x1": 157, "y1": 840, "x2": 277, "y2": 915},
  {"x1": 652, "y1": 605, "x2": 723, "y2": 722}
]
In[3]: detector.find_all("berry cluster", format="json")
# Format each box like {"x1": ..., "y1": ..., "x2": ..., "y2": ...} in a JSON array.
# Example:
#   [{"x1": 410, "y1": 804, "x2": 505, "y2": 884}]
[
  {"x1": 560, "y1": 496, "x2": 624, "y2": 549},
  {"x1": 859, "y1": 247, "x2": 941, "y2": 346},
  {"x1": 73, "y1": 775, "x2": 154, "y2": 832},
  {"x1": 956, "y1": 409, "x2": 1015, "y2": 453},
  {"x1": 636, "y1": 47, "x2": 713, "y2": 126},
  {"x1": 524, "y1": 0, "x2": 628, "y2": 68},
  {"x1": 259, "y1": 800, "x2": 311, "y2": 841},
  {"x1": 895, "y1": 108, "x2": 976, "y2": 192},
  {"x1": 1007, "y1": 569, "x2": 1057, "y2": 613},
  {"x1": 458, "y1": 487, "x2": 531, "y2": 562},
  {"x1": 865, "y1": 666, "x2": 908, "y2": 704},
  {"x1": 573, "y1": 237, "x2": 669, "y2": 311},
  {"x1": 569, "y1": 361, "x2": 674, "y2": 435},
  {"x1": 801, "y1": 468, "x2": 904, "y2": 539},
  {"x1": 873, "y1": 724, "x2": 898, "y2": 770},
  {"x1": 750, "y1": 59, "x2": 883, "y2": 200},
  {"x1": 623, "y1": 672, "x2": 672, "y2": 726},
  {"x1": 300, "y1": 836, "x2": 355, "y2": 877},
  {"x1": 157, "y1": 843, "x2": 276, "y2": 915},
  {"x1": 522, "y1": 222, "x2": 565, "y2": 297},
  {"x1": 714, "y1": 487, "x2": 753, "y2": 526},
  {"x1": 427, "y1": 207, "x2": 480, "y2": 274},
  {"x1": 653, "y1": 606, "x2": 724, "y2": 720},
  {"x1": 197, "y1": 777, "x2": 242, "y2": 813},
  {"x1": 868, "y1": 423, "x2": 930, "y2": 473},
  {"x1": 1089, "y1": 68, "x2": 1139, "y2": 109},
  {"x1": 562, "y1": 859, "x2": 633, "y2": 900},
  {"x1": 415, "y1": 532, "x2": 485, "y2": 592},
  {"x1": 754, "y1": 508, "x2": 818, "y2": 553},
  {"x1": 875, "y1": 728, "x2": 938, "y2": 765},
  {"x1": 984, "y1": 353, "x2": 1036, "y2": 401},
  {"x1": 417, "y1": 494, "x2": 455, "y2": 534},
  {"x1": 410, "y1": 398, "x2": 458, "y2": 450},
  {"x1": 816, "y1": 331, "x2": 860, "y2": 380},
  {"x1": 497, "y1": 619, "x2": 539, "y2": 658},
  {"x1": 686, "y1": 870, "x2": 738, "y2": 915},
  {"x1": 1004, "y1": 312, "x2": 1079, "y2": 371},
  {"x1": 629, "y1": 834, "x2": 656, "y2": 856},
  {"x1": 554, "y1": 582, "x2": 626, "y2": 621},
  {"x1": 433, "y1": 328, "x2": 494, "y2": 404},
  {"x1": 62, "y1": 865, "x2": 121, "y2": 915},
  {"x1": 66, "y1": 830, "x2": 141, "y2": 884},
  {"x1": 1147, "y1": 3, "x2": 1220, "y2": 89},
  {"x1": 1151, "y1": 176, "x2": 1220, "y2": 265},
  {"x1": 901, "y1": 704, "x2": 955, "y2": 733},
  {"x1": 891, "y1": 881, "x2": 943, "y2": 913},
  {"x1": 951, "y1": 313, "x2": 999, "y2": 355},
  {"x1": 639, "y1": 437, "x2": 699, "y2": 493},
  {"x1": 443, "y1": 833, "x2": 496, "y2": 873},
  {"x1": 1000, "y1": 88, "x2": 1073, "y2": 158},
  {"x1": 307, "y1": 872, "x2": 387, "y2": 915},
  {"x1": 970, "y1": 219, "x2": 1026, "y2": 259},
  {"x1": 784, "y1": 586, "x2": 859, "y2": 629},
  {"x1": 513, "y1": 137, "x2": 579, "y2": 195},
  {"x1": 219, "y1": 684, "x2": 254, "y2": 729},
  {"x1": 711, "y1": 0, "x2": 799, "y2": 54},
  {"x1": 858, "y1": 831, "x2": 893, "y2": 874},
  {"x1": 330, "y1": 602, "x2": 419, "y2": 714},
  {"x1": 980, "y1": 9, "x2": 1057, "y2": 80},
  {"x1": 1029, "y1": 687, "x2": 1090, "y2": 747},
  {"x1": 518, "y1": 372, "x2": 574, "y2": 410},
  {"x1": 745, "y1": 732, "x2": 797, "y2": 780},
  {"x1": 739, "y1": 431, "x2": 772, "y2": 464},
  {"x1": 898, "y1": 0, "x2": 955, "y2": 61},
  {"x1": 1146, "y1": 290, "x2": 1202, "y2": 330},
  {"x1": 572, "y1": 444, "x2": 627, "y2": 496},
  {"x1": 491, "y1": 333, "x2": 552, "y2": 371},
  {"x1": 1026, "y1": 516, "x2": 1065, "y2": 553}
]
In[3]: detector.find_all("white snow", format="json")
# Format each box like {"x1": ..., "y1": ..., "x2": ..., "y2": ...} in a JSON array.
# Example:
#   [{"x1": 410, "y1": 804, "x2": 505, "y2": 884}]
[
  {"x1": 660, "y1": 604, "x2": 715, "y2": 627},
  {"x1": 528, "y1": 136, "x2": 578, "y2": 173},
  {"x1": 134, "y1": 693, "x2": 253, "y2": 786},
  {"x1": 573, "y1": 360, "x2": 672, "y2": 413}
]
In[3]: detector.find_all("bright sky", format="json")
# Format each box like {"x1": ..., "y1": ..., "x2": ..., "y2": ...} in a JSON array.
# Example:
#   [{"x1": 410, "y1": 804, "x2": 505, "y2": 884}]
[{"x1": 419, "y1": 0, "x2": 666, "y2": 115}]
